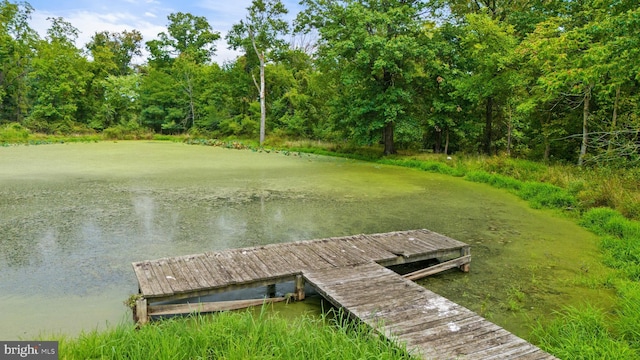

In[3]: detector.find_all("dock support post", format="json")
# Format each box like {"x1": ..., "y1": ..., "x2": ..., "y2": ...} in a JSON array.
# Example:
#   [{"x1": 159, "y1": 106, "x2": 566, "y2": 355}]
[
  {"x1": 294, "y1": 275, "x2": 305, "y2": 301},
  {"x1": 460, "y1": 247, "x2": 471, "y2": 273},
  {"x1": 135, "y1": 298, "x2": 148, "y2": 325},
  {"x1": 267, "y1": 284, "x2": 277, "y2": 298}
]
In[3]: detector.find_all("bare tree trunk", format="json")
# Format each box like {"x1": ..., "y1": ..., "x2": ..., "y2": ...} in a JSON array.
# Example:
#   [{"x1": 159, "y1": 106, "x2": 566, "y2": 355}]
[
  {"x1": 506, "y1": 102, "x2": 512, "y2": 157},
  {"x1": 249, "y1": 29, "x2": 267, "y2": 145},
  {"x1": 544, "y1": 140, "x2": 551, "y2": 163},
  {"x1": 183, "y1": 72, "x2": 195, "y2": 129},
  {"x1": 444, "y1": 129, "x2": 450, "y2": 156},
  {"x1": 383, "y1": 121, "x2": 395, "y2": 155},
  {"x1": 608, "y1": 86, "x2": 620, "y2": 151},
  {"x1": 259, "y1": 53, "x2": 266, "y2": 145},
  {"x1": 578, "y1": 85, "x2": 592, "y2": 166},
  {"x1": 484, "y1": 97, "x2": 493, "y2": 154}
]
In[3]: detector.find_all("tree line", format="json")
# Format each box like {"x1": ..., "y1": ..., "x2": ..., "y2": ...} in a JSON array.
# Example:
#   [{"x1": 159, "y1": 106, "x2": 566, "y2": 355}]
[{"x1": 1, "y1": 0, "x2": 639, "y2": 165}]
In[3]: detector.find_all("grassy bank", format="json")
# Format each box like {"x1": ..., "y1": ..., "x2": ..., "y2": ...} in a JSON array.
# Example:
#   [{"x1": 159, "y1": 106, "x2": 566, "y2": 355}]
[{"x1": 58, "y1": 308, "x2": 410, "y2": 360}]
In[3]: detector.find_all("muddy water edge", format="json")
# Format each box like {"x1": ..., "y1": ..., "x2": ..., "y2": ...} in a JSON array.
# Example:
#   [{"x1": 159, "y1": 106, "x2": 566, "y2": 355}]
[{"x1": 0, "y1": 142, "x2": 613, "y2": 340}]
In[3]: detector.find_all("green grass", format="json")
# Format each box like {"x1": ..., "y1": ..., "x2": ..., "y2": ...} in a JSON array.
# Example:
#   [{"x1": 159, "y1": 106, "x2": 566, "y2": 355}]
[
  {"x1": 531, "y1": 305, "x2": 638, "y2": 359},
  {"x1": 57, "y1": 308, "x2": 412, "y2": 360}
]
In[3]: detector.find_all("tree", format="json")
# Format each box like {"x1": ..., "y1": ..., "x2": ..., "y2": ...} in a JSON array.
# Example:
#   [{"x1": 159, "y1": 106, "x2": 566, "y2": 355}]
[
  {"x1": 142, "y1": 13, "x2": 220, "y2": 133},
  {"x1": 227, "y1": 0, "x2": 289, "y2": 145},
  {"x1": 81, "y1": 30, "x2": 143, "y2": 130},
  {"x1": 86, "y1": 30, "x2": 143, "y2": 76},
  {"x1": 99, "y1": 73, "x2": 141, "y2": 128},
  {"x1": 455, "y1": 13, "x2": 519, "y2": 154},
  {"x1": 26, "y1": 17, "x2": 90, "y2": 133},
  {"x1": 297, "y1": 0, "x2": 430, "y2": 155},
  {"x1": 0, "y1": 0, "x2": 37, "y2": 124},
  {"x1": 147, "y1": 12, "x2": 219, "y2": 67}
]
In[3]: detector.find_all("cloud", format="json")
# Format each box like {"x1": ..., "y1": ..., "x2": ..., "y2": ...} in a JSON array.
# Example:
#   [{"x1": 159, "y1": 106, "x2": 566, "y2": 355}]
[{"x1": 26, "y1": 0, "x2": 306, "y2": 64}]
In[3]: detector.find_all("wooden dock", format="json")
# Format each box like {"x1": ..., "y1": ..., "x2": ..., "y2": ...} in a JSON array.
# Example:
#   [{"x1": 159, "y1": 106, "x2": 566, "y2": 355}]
[{"x1": 131, "y1": 229, "x2": 556, "y2": 359}]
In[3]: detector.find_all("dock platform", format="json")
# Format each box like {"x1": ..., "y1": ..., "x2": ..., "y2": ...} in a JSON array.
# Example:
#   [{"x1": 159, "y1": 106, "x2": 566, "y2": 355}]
[{"x1": 131, "y1": 229, "x2": 556, "y2": 359}]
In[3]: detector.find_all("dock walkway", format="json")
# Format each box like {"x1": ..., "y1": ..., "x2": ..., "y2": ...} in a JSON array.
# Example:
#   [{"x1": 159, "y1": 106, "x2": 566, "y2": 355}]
[
  {"x1": 305, "y1": 262, "x2": 555, "y2": 359},
  {"x1": 132, "y1": 229, "x2": 556, "y2": 359}
]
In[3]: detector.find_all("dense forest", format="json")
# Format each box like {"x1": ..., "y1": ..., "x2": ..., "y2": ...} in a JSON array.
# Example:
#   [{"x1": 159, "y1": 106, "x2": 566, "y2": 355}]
[{"x1": 1, "y1": 0, "x2": 638, "y2": 165}]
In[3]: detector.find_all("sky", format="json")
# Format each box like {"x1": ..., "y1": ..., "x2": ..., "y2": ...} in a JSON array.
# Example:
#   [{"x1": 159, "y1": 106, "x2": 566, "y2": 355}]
[{"x1": 25, "y1": 0, "x2": 303, "y2": 64}]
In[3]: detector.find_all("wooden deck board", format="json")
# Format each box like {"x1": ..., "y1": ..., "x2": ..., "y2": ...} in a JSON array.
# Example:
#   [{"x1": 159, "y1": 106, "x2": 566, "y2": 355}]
[
  {"x1": 251, "y1": 247, "x2": 291, "y2": 278},
  {"x1": 182, "y1": 255, "x2": 213, "y2": 289},
  {"x1": 201, "y1": 252, "x2": 235, "y2": 286},
  {"x1": 190, "y1": 254, "x2": 225, "y2": 288},
  {"x1": 290, "y1": 243, "x2": 334, "y2": 270},
  {"x1": 212, "y1": 252, "x2": 252, "y2": 283},
  {"x1": 343, "y1": 235, "x2": 398, "y2": 262},
  {"x1": 167, "y1": 258, "x2": 197, "y2": 293},
  {"x1": 270, "y1": 244, "x2": 311, "y2": 272}
]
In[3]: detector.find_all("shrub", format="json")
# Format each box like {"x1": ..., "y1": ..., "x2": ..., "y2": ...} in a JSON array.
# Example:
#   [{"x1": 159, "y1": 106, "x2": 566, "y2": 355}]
[{"x1": 0, "y1": 122, "x2": 31, "y2": 142}]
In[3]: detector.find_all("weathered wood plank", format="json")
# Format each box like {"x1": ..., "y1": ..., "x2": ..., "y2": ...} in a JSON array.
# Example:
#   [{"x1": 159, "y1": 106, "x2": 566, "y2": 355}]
[
  {"x1": 174, "y1": 257, "x2": 203, "y2": 290},
  {"x1": 270, "y1": 244, "x2": 310, "y2": 271},
  {"x1": 201, "y1": 252, "x2": 235, "y2": 286},
  {"x1": 291, "y1": 243, "x2": 340, "y2": 270},
  {"x1": 259, "y1": 245, "x2": 306, "y2": 278},
  {"x1": 167, "y1": 257, "x2": 196, "y2": 293},
  {"x1": 190, "y1": 254, "x2": 226, "y2": 287},
  {"x1": 251, "y1": 247, "x2": 291, "y2": 277},
  {"x1": 156, "y1": 258, "x2": 187, "y2": 294},
  {"x1": 303, "y1": 241, "x2": 346, "y2": 267},
  {"x1": 241, "y1": 250, "x2": 277, "y2": 279},
  {"x1": 211, "y1": 252, "x2": 252, "y2": 283},
  {"x1": 418, "y1": 229, "x2": 468, "y2": 248},
  {"x1": 183, "y1": 255, "x2": 216, "y2": 289},
  {"x1": 225, "y1": 250, "x2": 261, "y2": 280},
  {"x1": 403, "y1": 255, "x2": 471, "y2": 281},
  {"x1": 149, "y1": 261, "x2": 175, "y2": 296},
  {"x1": 328, "y1": 238, "x2": 373, "y2": 265},
  {"x1": 149, "y1": 297, "x2": 287, "y2": 316},
  {"x1": 366, "y1": 233, "x2": 433, "y2": 257},
  {"x1": 343, "y1": 235, "x2": 398, "y2": 263},
  {"x1": 142, "y1": 261, "x2": 166, "y2": 296},
  {"x1": 132, "y1": 262, "x2": 154, "y2": 296}
]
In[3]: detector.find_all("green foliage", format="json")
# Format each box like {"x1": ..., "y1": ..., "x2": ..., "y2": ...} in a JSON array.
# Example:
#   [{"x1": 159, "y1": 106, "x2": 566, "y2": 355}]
[
  {"x1": 58, "y1": 310, "x2": 410, "y2": 359},
  {"x1": 25, "y1": 17, "x2": 90, "y2": 133},
  {"x1": 297, "y1": 0, "x2": 431, "y2": 155},
  {"x1": 147, "y1": 12, "x2": 220, "y2": 66}
]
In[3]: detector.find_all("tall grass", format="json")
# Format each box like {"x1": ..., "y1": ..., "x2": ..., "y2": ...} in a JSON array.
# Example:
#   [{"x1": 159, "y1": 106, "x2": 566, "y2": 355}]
[
  {"x1": 531, "y1": 305, "x2": 637, "y2": 359},
  {"x1": 57, "y1": 308, "x2": 411, "y2": 360}
]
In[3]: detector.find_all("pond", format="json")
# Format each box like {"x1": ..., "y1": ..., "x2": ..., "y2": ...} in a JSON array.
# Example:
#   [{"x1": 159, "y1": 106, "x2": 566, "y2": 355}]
[{"x1": 0, "y1": 141, "x2": 613, "y2": 340}]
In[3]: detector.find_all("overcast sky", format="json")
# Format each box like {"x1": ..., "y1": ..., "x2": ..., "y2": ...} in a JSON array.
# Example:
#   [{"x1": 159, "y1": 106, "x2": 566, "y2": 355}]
[{"x1": 25, "y1": 0, "x2": 303, "y2": 64}]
